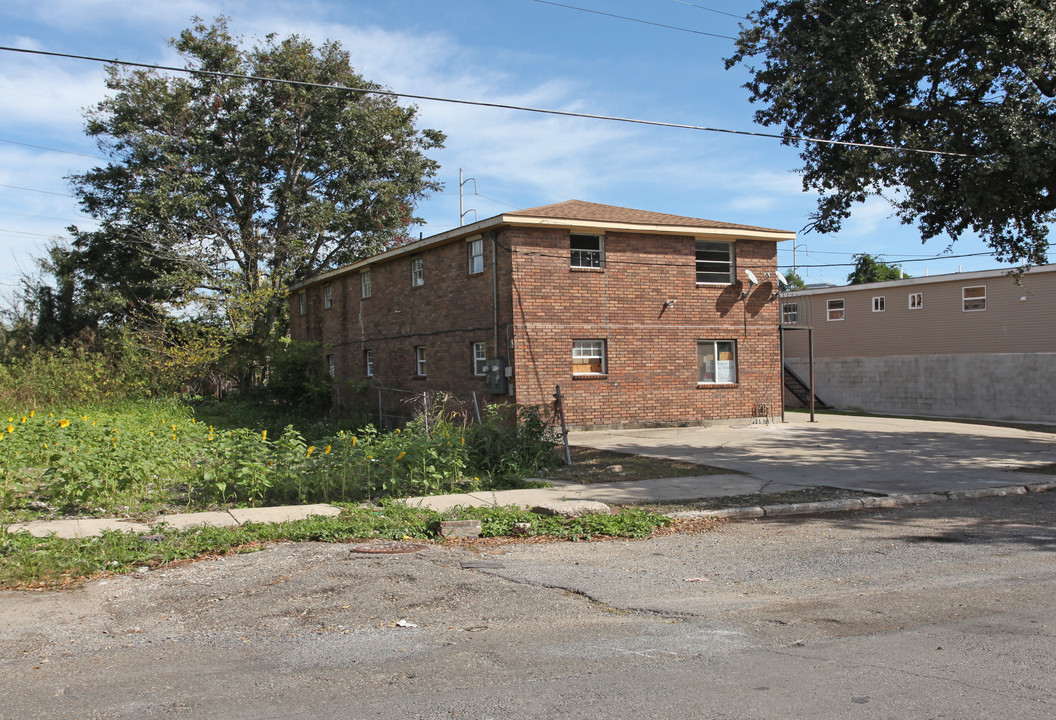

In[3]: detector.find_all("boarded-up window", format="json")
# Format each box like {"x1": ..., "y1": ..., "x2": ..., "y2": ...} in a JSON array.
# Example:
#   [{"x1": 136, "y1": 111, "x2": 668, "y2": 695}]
[
  {"x1": 963, "y1": 286, "x2": 986, "y2": 311},
  {"x1": 572, "y1": 339, "x2": 606, "y2": 374},
  {"x1": 827, "y1": 298, "x2": 845, "y2": 321},
  {"x1": 698, "y1": 340, "x2": 737, "y2": 384}
]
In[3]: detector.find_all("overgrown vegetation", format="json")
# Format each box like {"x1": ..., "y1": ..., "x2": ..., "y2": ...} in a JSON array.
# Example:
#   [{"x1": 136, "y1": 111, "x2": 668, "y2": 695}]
[{"x1": 0, "y1": 503, "x2": 672, "y2": 589}]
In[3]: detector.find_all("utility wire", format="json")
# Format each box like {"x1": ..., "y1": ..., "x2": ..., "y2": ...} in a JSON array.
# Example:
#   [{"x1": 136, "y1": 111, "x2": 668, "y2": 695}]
[
  {"x1": 0, "y1": 45, "x2": 973, "y2": 159},
  {"x1": 668, "y1": 0, "x2": 746, "y2": 20},
  {"x1": 532, "y1": 0, "x2": 737, "y2": 39},
  {"x1": 0, "y1": 137, "x2": 105, "y2": 161},
  {"x1": 0, "y1": 182, "x2": 75, "y2": 198}
]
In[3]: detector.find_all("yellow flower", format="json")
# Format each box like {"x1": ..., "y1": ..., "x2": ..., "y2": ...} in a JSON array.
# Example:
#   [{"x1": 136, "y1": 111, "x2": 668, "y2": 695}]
[
  {"x1": 461, "y1": 436, "x2": 465, "y2": 445},
  {"x1": 172, "y1": 424, "x2": 176, "y2": 432},
  {"x1": 82, "y1": 415, "x2": 87, "y2": 421},
  {"x1": 324, "y1": 445, "x2": 332, "y2": 454},
  {"x1": 29, "y1": 410, "x2": 35, "y2": 417},
  {"x1": 352, "y1": 436, "x2": 357, "y2": 446},
  {"x1": 20, "y1": 416, "x2": 27, "y2": 423},
  {"x1": 172, "y1": 434, "x2": 177, "y2": 440},
  {"x1": 395, "y1": 428, "x2": 401, "y2": 434},
  {"x1": 307, "y1": 446, "x2": 316, "y2": 458},
  {"x1": 7, "y1": 417, "x2": 12, "y2": 422},
  {"x1": 262, "y1": 429, "x2": 268, "y2": 441},
  {"x1": 5, "y1": 425, "x2": 12, "y2": 433},
  {"x1": 59, "y1": 419, "x2": 70, "y2": 428},
  {"x1": 396, "y1": 451, "x2": 407, "y2": 460}
]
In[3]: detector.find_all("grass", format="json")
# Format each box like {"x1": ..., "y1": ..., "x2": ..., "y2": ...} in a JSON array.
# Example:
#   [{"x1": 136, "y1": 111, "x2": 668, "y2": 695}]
[
  {"x1": 0, "y1": 502, "x2": 672, "y2": 589},
  {"x1": 542, "y1": 447, "x2": 736, "y2": 484}
]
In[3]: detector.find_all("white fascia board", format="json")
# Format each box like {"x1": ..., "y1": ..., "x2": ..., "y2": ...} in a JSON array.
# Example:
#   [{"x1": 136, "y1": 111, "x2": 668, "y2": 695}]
[{"x1": 502, "y1": 216, "x2": 795, "y2": 241}]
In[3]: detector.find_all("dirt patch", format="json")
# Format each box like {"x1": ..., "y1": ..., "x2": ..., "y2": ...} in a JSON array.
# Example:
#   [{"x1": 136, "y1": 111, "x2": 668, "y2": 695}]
[{"x1": 544, "y1": 447, "x2": 734, "y2": 484}]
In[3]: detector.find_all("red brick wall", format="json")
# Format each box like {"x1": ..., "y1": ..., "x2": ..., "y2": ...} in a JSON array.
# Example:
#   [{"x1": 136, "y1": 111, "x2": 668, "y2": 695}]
[
  {"x1": 507, "y1": 227, "x2": 782, "y2": 427},
  {"x1": 290, "y1": 226, "x2": 783, "y2": 427}
]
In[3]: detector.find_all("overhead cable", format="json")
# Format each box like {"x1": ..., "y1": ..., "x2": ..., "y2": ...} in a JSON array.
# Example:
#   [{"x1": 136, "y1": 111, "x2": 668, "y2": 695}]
[
  {"x1": 0, "y1": 45, "x2": 973, "y2": 159},
  {"x1": 531, "y1": 0, "x2": 737, "y2": 39}
]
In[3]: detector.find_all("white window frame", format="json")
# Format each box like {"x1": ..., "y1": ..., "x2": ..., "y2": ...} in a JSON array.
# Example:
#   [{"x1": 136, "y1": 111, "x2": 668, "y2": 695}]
[
  {"x1": 472, "y1": 342, "x2": 488, "y2": 376},
  {"x1": 414, "y1": 346, "x2": 427, "y2": 377},
  {"x1": 782, "y1": 301, "x2": 798, "y2": 325},
  {"x1": 572, "y1": 339, "x2": 607, "y2": 375},
  {"x1": 468, "y1": 237, "x2": 484, "y2": 274},
  {"x1": 326, "y1": 354, "x2": 335, "y2": 379},
  {"x1": 963, "y1": 285, "x2": 986, "y2": 312},
  {"x1": 570, "y1": 234, "x2": 604, "y2": 269},
  {"x1": 364, "y1": 349, "x2": 374, "y2": 377},
  {"x1": 827, "y1": 298, "x2": 845, "y2": 321},
  {"x1": 298, "y1": 291, "x2": 307, "y2": 316},
  {"x1": 909, "y1": 292, "x2": 923, "y2": 310},
  {"x1": 411, "y1": 257, "x2": 424, "y2": 287},
  {"x1": 695, "y1": 241, "x2": 735, "y2": 284},
  {"x1": 361, "y1": 269, "x2": 372, "y2": 299},
  {"x1": 323, "y1": 284, "x2": 333, "y2": 309},
  {"x1": 698, "y1": 340, "x2": 737, "y2": 385},
  {"x1": 872, "y1": 296, "x2": 886, "y2": 312}
]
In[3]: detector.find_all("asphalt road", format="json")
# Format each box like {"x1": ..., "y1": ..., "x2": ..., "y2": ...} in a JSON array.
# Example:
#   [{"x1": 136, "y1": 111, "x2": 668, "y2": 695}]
[{"x1": 2, "y1": 492, "x2": 1055, "y2": 719}]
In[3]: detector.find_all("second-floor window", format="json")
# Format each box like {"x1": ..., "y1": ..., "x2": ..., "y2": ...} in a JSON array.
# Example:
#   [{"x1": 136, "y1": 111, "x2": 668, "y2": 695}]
[
  {"x1": 361, "y1": 269, "x2": 372, "y2": 298},
  {"x1": 872, "y1": 296, "x2": 886, "y2": 312},
  {"x1": 827, "y1": 298, "x2": 845, "y2": 321},
  {"x1": 782, "y1": 302, "x2": 798, "y2": 325},
  {"x1": 298, "y1": 291, "x2": 307, "y2": 316},
  {"x1": 570, "y1": 234, "x2": 603, "y2": 269},
  {"x1": 909, "y1": 292, "x2": 923, "y2": 310},
  {"x1": 963, "y1": 285, "x2": 986, "y2": 311},
  {"x1": 695, "y1": 241, "x2": 734, "y2": 284},
  {"x1": 364, "y1": 349, "x2": 374, "y2": 377},
  {"x1": 323, "y1": 284, "x2": 333, "y2": 309},
  {"x1": 411, "y1": 257, "x2": 424, "y2": 286},
  {"x1": 415, "y1": 346, "x2": 427, "y2": 376},
  {"x1": 468, "y1": 237, "x2": 484, "y2": 274}
]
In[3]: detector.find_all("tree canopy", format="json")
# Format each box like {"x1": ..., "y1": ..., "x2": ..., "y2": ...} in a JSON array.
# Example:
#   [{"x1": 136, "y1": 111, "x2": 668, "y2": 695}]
[
  {"x1": 781, "y1": 268, "x2": 807, "y2": 289},
  {"x1": 846, "y1": 254, "x2": 908, "y2": 284},
  {"x1": 62, "y1": 17, "x2": 444, "y2": 377},
  {"x1": 727, "y1": 0, "x2": 1056, "y2": 266}
]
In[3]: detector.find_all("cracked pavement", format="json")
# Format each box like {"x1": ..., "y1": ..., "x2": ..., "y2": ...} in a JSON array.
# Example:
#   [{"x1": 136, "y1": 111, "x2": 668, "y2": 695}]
[{"x1": 2, "y1": 492, "x2": 1055, "y2": 719}]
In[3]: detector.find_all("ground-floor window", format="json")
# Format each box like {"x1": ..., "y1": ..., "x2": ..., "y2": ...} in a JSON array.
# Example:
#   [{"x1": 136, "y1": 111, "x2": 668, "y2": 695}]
[
  {"x1": 364, "y1": 349, "x2": 374, "y2": 377},
  {"x1": 414, "y1": 346, "x2": 427, "y2": 376},
  {"x1": 572, "y1": 339, "x2": 606, "y2": 375},
  {"x1": 472, "y1": 342, "x2": 488, "y2": 375},
  {"x1": 326, "y1": 354, "x2": 335, "y2": 378},
  {"x1": 698, "y1": 340, "x2": 737, "y2": 384}
]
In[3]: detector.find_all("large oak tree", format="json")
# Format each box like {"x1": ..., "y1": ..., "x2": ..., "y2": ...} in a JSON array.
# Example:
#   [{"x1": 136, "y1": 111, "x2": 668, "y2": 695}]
[
  {"x1": 67, "y1": 17, "x2": 444, "y2": 376},
  {"x1": 727, "y1": 0, "x2": 1056, "y2": 265}
]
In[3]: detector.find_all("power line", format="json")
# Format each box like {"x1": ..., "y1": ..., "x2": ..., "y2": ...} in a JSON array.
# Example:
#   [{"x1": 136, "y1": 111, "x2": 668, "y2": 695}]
[
  {"x1": 531, "y1": 0, "x2": 737, "y2": 40},
  {"x1": 668, "y1": 0, "x2": 745, "y2": 20},
  {"x1": 0, "y1": 45, "x2": 973, "y2": 159},
  {"x1": 0, "y1": 137, "x2": 105, "y2": 161},
  {"x1": 0, "y1": 183, "x2": 75, "y2": 198}
]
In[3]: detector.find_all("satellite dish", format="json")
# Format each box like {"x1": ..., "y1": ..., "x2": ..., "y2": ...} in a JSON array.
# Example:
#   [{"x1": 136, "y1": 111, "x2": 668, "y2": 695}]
[
  {"x1": 776, "y1": 271, "x2": 788, "y2": 287},
  {"x1": 744, "y1": 269, "x2": 759, "y2": 285}
]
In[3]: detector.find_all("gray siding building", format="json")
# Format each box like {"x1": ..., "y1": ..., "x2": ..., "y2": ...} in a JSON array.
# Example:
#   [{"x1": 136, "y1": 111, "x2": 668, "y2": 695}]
[{"x1": 781, "y1": 265, "x2": 1056, "y2": 423}]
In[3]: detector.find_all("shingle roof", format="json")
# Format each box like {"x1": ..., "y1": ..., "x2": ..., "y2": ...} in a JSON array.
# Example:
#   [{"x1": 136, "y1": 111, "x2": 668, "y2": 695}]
[{"x1": 506, "y1": 199, "x2": 791, "y2": 234}]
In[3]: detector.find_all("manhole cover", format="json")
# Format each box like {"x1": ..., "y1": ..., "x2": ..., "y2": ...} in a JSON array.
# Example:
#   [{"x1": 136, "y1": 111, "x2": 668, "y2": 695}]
[{"x1": 349, "y1": 541, "x2": 430, "y2": 554}]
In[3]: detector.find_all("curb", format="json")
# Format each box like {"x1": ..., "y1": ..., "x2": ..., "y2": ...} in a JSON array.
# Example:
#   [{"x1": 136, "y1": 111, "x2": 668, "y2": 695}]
[{"x1": 665, "y1": 483, "x2": 1050, "y2": 521}]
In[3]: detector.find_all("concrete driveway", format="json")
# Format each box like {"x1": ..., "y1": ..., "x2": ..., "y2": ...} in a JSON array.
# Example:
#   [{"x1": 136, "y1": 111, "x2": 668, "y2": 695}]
[{"x1": 567, "y1": 413, "x2": 1056, "y2": 496}]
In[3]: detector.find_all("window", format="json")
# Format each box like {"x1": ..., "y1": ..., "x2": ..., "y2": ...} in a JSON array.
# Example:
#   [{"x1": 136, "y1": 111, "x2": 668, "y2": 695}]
[
  {"x1": 698, "y1": 340, "x2": 737, "y2": 384},
  {"x1": 782, "y1": 302, "x2": 798, "y2": 325},
  {"x1": 411, "y1": 257, "x2": 424, "y2": 286},
  {"x1": 468, "y1": 237, "x2": 484, "y2": 274},
  {"x1": 695, "y1": 241, "x2": 734, "y2": 284},
  {"x1": 472, "y1": 342, "x2": 488, "y2": 376},
  {"x1": 364, "y1": 349, "x2": 374, "y2": 377},
  {"x1": 570, "y1": 234, "x2": 603, "y2": 269},
  {"x1": 326, "y1": 354, "x2": 335, "y2": 379},
  {"x1": 415, "y1": 346, "x2": 427, "y2": 376},
  {"x1": 963, "y1": 285, "x2": 986, "y2": 311},
  {"x1": 323, "y1": 284, "x2": 333, "y2": 309},
  {"x1": 572, "y1": 339, "x2": 606, "y2": 375},
  {"x1": 872, "y1": 296, "x2": 886, "y2": 312},
  {"x1": 298, "y1": 291, "x2": 307, "y2": 316},
  {"x1": 361, "y1": 269, "x2": 372, "y2": 298},
  {"x1": 909, "y1": 292, "x2": 923, "y2": 310},
  {"x1": 827, "y1": 298, "x2": 845, "y2": 321}
]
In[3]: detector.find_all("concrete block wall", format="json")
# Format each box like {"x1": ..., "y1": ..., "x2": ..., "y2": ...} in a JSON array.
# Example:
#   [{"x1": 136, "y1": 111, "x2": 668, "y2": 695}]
[{"x1": 785, "y1": 353, "x2": 1056, "y2": 423}]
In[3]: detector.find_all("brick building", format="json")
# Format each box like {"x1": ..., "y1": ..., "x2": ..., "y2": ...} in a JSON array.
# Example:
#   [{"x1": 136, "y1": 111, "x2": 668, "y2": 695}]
[{"x1": 289, "y1": 200, "x2": 794, "y2": 427}]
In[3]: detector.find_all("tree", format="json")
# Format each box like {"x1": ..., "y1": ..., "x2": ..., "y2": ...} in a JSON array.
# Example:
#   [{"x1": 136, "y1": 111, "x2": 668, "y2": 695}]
[
  {"x1": 727, "y1": 0, "x2": 1056, "y2": 266},
  {"x1": 846, "y1": 254, "x2": 908, "y2": 284},
  {"x1": 781, "y1": 268, "x2": 807, "y2": 289},
  {"x1": 68, "y1": 17, "x2": 444, "y2": 378}
]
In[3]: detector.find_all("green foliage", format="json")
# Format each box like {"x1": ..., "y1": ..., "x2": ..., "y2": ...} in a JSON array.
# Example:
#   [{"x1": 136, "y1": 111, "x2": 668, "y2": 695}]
[
  {"x1": 0, "y1": 503, "x2": 672, "y2": 589},
  {"x1": 727, "y1": 0, "x2": 1056, "y2": 265},
  {"x1": 262, "y1": 340, "x2": 332, "y2": 412},
  {"x1": 464, "y1": 404, "x2": 560, "y2": 482},
  {"x1": 781, "y1": 268, "x2": 807, "y2": 289},
  {"x1": 0, "y1": 398, "x2": 557, "y2": 516},
  {"x1": 846, "y1": 254, "x2": 908, "y2": 284},
  {"x1": 54, "y1": 16, "x2": 445, "y2": 378}
]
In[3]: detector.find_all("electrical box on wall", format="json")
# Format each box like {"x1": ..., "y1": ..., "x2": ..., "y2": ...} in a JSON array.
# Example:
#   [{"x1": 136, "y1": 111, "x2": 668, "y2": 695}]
[{"x1": 485, "y1": 357, "x2": 508, "y2": 394}]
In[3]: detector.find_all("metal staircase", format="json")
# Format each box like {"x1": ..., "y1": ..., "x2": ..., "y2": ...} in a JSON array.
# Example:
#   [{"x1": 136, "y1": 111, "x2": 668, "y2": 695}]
[{"x1": 783, "y1": 364, "x2": 830, "y2": 409}]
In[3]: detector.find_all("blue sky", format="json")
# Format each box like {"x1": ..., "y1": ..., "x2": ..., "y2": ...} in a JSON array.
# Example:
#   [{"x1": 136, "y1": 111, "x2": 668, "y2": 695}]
[{"x1": 0, "y1": 0, "x2": 1005, "y2": 297}]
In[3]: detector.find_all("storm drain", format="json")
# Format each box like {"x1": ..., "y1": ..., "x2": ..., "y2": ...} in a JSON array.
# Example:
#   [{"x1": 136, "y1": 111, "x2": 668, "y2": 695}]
[{"x1": 348, "y1": 541, "x2": 430, "y2": 554}]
